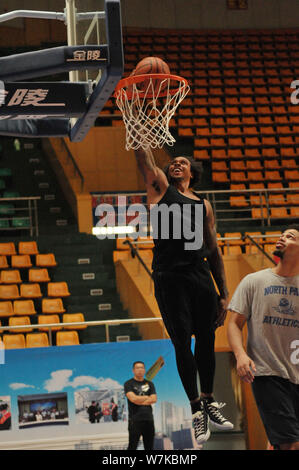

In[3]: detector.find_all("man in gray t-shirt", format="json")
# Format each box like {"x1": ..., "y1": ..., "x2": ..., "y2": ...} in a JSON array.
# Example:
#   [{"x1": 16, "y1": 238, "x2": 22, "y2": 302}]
[{"x1": 227, "y1": 226, "x2": 299, "y2": 451}]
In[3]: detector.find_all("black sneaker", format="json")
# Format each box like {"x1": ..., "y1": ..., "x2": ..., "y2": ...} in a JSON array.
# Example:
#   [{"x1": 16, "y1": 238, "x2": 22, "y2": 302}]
[
  {"x1": 203, "y1": 399, "x2": 234, "y2": 430},
  {"x1": 192, "y1": 402, "x2": 210, "y2": 444}
]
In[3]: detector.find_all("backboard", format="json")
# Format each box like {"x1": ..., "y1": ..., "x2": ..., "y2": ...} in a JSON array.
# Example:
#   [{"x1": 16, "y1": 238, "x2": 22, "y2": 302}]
[{"x1": 0, "y1": 0, "x2": 124, "y2": 142}]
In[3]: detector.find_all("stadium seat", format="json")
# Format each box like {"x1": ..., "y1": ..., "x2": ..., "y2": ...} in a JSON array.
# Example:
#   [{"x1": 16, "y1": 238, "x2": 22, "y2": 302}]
[
  {"x1": 9, "y1": 316, "x2": 32, "y2": 333},
  {"x1": 12, "y1": 218, "x2": 30, "y2": 228},
  {"x1": 251, "y1": 208, "x2": 268, "y2": 219},
  {"x1": 223, "y1": 245, "x2": 242, "y2": 255},
  {"x1": 223, "y1": 232, "x2": 244, "y2": 246},
  {"x1": 116, "y1": 238, "x2": 131, "y2": 250},
  {"x1": 0, "y1": 220, "x2": 9, "y2": 229},
  {"x1": 26, "y1": 333, "x2": 49, "y2": 348},
  {"x1": 0, "y1": 301, "x2": 14, "y2": 318},
  {"x1": 11, "y1": 255, "x2": 32, "y2": 269},
  {"x1": 18, "y1": 241, "x2": 39, "y2": 255},
  {"x1": 13, "y1": 300, "x2": 37, "y2": 316},
  {"x1": 270, "y1": 207, "x2": 288, "y2": 218},
  {"x1": 286, "y1": 193, "x2": 299, "y2": 204},
  {"x1": 0, "y1": 203, "x2": 14, "y2": 215},
  {"x1": 269, "y1": 194, "x2": 286, "y2": 206},
  {"x1": 265, "y1": 231, "x2": 281, "y2": 243},
  {"x1": 62, "y1": 313, "x2": 87, "y2": 330},
  {"x1": 0, "y1": 243, "x2": 16, "y2": 256},
  {"x1": 137, "y1": 237, "x2": 154, "y2": 249},
  {"x1": 0, "y1": 256, "x2": 9, "y2": 268},
  {"x1": 38, "y1": 315, "x2": 62, "y2": 332},
  {"x1": 56, "y1": 331, "x2": 80, "y2": 346},
  {"x1": 230, "y1": 195, "x2": 248, "y2": 207},
  {"x1": 290, "y1": 207, "x2": 299, "y2": 217},
  {"x1": 42, "y1": 298, "x2": 65, "y2": 314},
  {"x1": 0, "y1": 270, "x2": 22, "y2": 284},
  {"x1": 3, "y1": 334, "x2": 25, "y2": 349},
  {"x1": 20, "y1": 283, "x2": 42, "y2": 299},
  {"x1": 28, "y1": 268, "x2": 50, "y2": 283},
  {"x1": 0, "y1": 284, "x2": 20, "y2": 300},
  {"x1": 244, "y1": 232, "x2": 263, "y2": 254},
  {"x1": 36, "y1": 253, "x2": 57, "y2": 267},
  {"x1": 285, "y1": 170, "x2": 299, "y2": 181},
  {"x1": 47, "y1": 282, "x2": 70, "y2": 297}
]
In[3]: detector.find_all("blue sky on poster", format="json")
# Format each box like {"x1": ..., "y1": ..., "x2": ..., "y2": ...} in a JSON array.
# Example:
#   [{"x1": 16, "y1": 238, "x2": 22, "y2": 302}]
[{"x1": 1, "y1": 339, "x2": 191, "y2": 413}]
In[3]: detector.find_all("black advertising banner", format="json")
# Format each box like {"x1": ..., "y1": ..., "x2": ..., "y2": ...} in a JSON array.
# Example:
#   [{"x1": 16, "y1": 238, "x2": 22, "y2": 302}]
[{"x1": 0, "y1": 82, "x2": 87, "y2": 117}]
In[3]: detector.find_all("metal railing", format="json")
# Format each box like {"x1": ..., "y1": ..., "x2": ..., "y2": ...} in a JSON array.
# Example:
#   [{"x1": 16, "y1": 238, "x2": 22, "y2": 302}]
[
  {"x1": 92, "y1": 186, "x2": 299, "y2": 230},
  {"x1": 123, "y1": 239, "x2": 153, "y2": 278},
  {"x1": 242, "y1": 233, "x2": 276, "y2": 264},
  {"x1": 0, "y1": 317, "x2": 165, "y2": 347},
  {"x1": 0, "y1": 196, "x2": 40, "y2": 236},
  {"x1": 200, "y1": 186, "x2": 299, "y2": 227}
]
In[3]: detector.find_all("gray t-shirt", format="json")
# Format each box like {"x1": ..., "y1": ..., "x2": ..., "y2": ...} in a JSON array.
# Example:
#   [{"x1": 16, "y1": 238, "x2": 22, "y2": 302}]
[{"x1": 228, "y1": 268, "x2": 299, "y2": 384}]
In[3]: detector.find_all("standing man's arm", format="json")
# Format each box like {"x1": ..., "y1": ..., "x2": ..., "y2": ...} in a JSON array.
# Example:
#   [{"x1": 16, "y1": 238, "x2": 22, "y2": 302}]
[
  {"x1": 227, "y1": 312, "x2": 256, "y2": 383},
  {"x1": 126, "y1": 391, "x2": 157, "y2": 406},
  {"x1": 203, "y1": 199, "x2": 229, "y2": 327}
]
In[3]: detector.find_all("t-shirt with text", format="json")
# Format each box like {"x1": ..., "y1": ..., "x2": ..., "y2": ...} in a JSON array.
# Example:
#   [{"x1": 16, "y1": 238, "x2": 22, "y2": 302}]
[{"x1": 228, "y1": 268, "x2": 299, "y2": 384}]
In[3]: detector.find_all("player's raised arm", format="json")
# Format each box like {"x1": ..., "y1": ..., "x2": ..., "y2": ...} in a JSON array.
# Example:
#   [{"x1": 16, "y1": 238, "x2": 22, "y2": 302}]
[{"x1": 134, "y1": 147, "x2": 169, "y2": 201}]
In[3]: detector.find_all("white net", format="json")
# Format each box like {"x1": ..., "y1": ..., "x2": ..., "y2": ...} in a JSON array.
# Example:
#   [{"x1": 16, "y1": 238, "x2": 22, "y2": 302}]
[{"x1": 115, "y1": 76, "x2": 190, "y2": 151}]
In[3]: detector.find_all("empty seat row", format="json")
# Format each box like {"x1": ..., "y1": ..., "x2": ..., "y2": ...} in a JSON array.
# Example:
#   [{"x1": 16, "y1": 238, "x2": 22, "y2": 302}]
[
  {"x1": 0, "y1": 253, "x2": 57, "y2": 268},
  {"x1": 0, "y1": 241, "x2": 39, "y2": 255},
  {"x1": 0, "y1": 268, "x2": 50, "y2": 284},
  {"x1": 0, "y1": 331, "x2": 80, "y2": 349},
  {"x1": 0, "y1": 298, "x2": 67, "y2": 317},
  {"x1": 0, "y1": 281, "x2": 70, "y2": 300},
  {"x1": 0, "y1": 313, "x2": 85, "y2": 333}
]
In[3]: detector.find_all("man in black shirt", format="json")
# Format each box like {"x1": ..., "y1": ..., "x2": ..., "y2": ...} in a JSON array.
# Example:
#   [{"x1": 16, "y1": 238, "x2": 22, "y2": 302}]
[
  {"x1": 124, "y1": 361, "x2": 157, "y2": 450},
  {"x1": 134, "y1": 147, "x2": 233, "y2": 444}
]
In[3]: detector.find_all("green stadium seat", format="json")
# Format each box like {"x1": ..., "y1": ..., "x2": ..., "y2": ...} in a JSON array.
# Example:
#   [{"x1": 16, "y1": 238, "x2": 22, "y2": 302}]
[
  {"x1": 0, "y1": 168, "x2": 12, "y2": 177},
  {"x1": 0, "y1": 219, "x2": 9, "y2": 228},
  {"x1": 3, "y1": 191, "x2": 20, "y2": 198},
  {"x1": 12, "y1": 218, "x2": 30, "y2": 228},
  {"x1": 0, "y1": 204, "x2": 14, "y2": 215}
]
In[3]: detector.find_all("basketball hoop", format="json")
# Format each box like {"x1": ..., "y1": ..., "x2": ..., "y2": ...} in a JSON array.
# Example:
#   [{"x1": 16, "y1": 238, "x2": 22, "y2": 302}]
[{"x1": 114, "y1": 73, "x2": 190, "y2": 151}]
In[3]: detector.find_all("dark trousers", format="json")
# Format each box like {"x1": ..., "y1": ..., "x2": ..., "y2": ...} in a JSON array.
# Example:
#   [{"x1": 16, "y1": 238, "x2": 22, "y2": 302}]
[
  {"x1": 153, "y1": 265, "x2": 218, "y2": 401},
  {"x1": 127, "y1": 420, "x2": 155, "y2": 450}
]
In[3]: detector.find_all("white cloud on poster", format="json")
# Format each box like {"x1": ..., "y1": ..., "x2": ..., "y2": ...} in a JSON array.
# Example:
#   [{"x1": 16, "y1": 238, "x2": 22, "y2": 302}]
[
  {"x1": 44, "y1": 369, "x2": 73, "y2": 392},
  {"x1": 43, "y1": 369, "x2": 122, "y2": 392},
  {"x1": 9, "y1": 383, "x2": 35, "y2": 390}
]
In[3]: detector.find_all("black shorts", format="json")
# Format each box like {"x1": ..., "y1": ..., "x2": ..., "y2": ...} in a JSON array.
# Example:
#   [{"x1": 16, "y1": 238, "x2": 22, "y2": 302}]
[
  {"x1": 252, "y1": 375, "x2": 299, "y2": 447},
  {"x1": 153, "y1": 262, "x2": 218, "y2": 341}
]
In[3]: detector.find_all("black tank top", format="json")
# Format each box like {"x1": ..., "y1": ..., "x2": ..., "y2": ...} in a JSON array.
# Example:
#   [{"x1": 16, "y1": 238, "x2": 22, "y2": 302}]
[{"x1": 151, "y1": 185, "x2": 208, "y2": 271}]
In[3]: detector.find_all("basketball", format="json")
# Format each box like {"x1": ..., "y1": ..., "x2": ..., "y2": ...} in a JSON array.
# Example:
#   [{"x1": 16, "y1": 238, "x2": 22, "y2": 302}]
[{"x1": 131, "y1": 56, "x2": 170, "y2": 94}]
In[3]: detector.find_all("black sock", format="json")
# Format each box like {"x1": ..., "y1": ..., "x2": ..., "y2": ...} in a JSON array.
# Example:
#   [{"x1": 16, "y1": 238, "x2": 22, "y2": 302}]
[
  {"x1": 191, "y1": 399, "x2": 202, "y2": 414},
  {"x1": 201, "y1": 395, "x2": 215, "y2": 404}
]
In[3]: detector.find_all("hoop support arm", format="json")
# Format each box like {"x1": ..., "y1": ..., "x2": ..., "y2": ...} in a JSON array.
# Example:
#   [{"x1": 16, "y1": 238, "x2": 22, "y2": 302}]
[{"x1": 0, "y1": 45, "x2": 109, "y2": 82}]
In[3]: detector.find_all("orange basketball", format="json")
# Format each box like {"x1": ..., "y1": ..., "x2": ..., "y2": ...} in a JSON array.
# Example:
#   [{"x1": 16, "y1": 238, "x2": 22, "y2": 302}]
[{"x1": 131, "y1": 56, "x2": 170, "y2": 94}]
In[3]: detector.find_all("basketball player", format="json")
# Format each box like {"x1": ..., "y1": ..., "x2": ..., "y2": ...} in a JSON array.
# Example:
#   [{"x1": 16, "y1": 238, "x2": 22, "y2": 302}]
[
  {"x1": 134, "y1": 147, "x2": 233, "y2": 444},
  {"x1": 227, "y1": 226, "x2": 299, "y2": 450}
]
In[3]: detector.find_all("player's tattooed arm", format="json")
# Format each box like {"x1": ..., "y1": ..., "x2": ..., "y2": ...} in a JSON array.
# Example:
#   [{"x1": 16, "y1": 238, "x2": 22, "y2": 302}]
[{"x1": 134, "y1": 148, "x2": 168, "y2": 195}]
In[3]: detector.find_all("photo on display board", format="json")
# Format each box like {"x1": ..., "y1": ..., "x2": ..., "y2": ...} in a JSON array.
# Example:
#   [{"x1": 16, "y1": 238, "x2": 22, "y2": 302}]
[
  {"x1": 74, "y1": 388, "x2": 126, "y2": 425},
  {"x1": 17, "y1": 392, "x2": 69, "y2": 429},
  {"x1": 0, "y1": 396, "x2": 11, "y2": 431}
]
